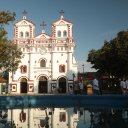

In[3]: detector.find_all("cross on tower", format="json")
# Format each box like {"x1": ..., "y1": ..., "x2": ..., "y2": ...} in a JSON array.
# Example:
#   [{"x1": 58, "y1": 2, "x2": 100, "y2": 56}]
[
  {"x1": 40, "y1": 21, "x2": 47, "y2": 33},
  {"x1": 59, "y1": 10, "x2": 64, "y2": 19},
  {"x1": 22, "y1": 10, "x2": 27, "y2": 16},
  {"x1": 40, "y1": 21, "x2": 47, "y2": 30},
  {"x1": 22, "y1": 10, "x2": 27, "y2": 19},
  {"x1": 59, "y1": 9, "x2": 64, "y2": 15}
]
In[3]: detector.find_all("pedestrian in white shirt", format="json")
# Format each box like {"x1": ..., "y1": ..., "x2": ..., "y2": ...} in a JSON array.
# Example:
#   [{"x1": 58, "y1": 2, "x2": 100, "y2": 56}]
[
  {"x1": 120, "y1": 78, "x2": 126, "y2": 94},
  {"x1": 92, "y1": 77, "x2": 100, "y2": 94},
  {"x1": 125, "y1": 78, "x2": 128, "y2": 94}
]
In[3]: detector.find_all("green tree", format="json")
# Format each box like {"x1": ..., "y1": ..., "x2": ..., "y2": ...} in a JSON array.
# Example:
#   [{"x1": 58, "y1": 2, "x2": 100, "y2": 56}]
[
  {"x1": 87, "y1": 30, "x2": 128, "y2": 78},
  {"x1": 0, "y1": 11, "x2": 22, "y2": 73}
]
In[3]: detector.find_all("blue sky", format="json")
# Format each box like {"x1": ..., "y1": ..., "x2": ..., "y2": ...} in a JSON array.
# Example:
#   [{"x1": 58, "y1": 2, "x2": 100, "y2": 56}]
[{"x1": 1, "y1": 0, "x2": 128, "y2": 72}]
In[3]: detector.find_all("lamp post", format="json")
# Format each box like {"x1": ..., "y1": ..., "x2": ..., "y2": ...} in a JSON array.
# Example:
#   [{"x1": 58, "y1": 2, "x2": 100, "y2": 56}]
[
  {"x1": 72, "y1": 73, "x2": 75, "y2": 94},
  {"x1": 82, "y1": 64, "x2": 85, "y2": 94},
  {"x1": 82, "y1": 64, "x2": 84, "y2": 82},
  {"x1": 82, "y1": 64, "x2": 85, "y2": 123},
  {"x1": 82, "y1": 64, "x2": 84, "y2": 74}
]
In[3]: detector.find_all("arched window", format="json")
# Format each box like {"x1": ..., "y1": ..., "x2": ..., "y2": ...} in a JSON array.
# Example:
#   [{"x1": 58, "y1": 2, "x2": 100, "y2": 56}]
[
  {"x1": 58, "y1": 31, "x2": 61, "y2": 37},
  {"x1": 20, "y1": 32, "x2": 23, "y2": 38},
  {"x1": 63, "y1": 30, "x2": 67, "y2": 37},
  {"x1": 20, "y1": 65, "x2": 27, "y2": 73},
  {"x1": 59, "y1": 65, "x2": 65, "y2": 72},
  {"x1": 25, "y1": 32, "x2": 29, "y2": 38},
  {"x1": 40, "y1": 59, "x2": 46, "y2": 67}
]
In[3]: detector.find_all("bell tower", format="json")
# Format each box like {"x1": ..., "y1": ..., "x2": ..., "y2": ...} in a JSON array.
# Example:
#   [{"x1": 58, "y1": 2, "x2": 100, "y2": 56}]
[
  {"x1": 13, "y1": 10, "x2": 35, "y2": 45},
  {"x1": 52, "y1": 10, "x2": 73, "y2": 40}
]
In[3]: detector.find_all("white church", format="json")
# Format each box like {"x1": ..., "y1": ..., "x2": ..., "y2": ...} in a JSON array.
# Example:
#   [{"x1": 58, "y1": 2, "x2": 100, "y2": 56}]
[
  {"x1": 9, "y1": 12, "x2": 78, "y2": 94},
  {"x1": 0, "y1": 12, "x2": 80, "y2": 128}
]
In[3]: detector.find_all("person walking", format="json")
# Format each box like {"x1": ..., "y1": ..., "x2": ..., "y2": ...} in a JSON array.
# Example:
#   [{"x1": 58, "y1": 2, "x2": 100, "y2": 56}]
[
  {"x1": 74, "y1": 81, "x2": 80, "y2": 95},
  {"x1": 92, "y1": 76, "x2": 100, "y2": 94},
  {"x1": 79, "y1": 82, "x2": 83, "y2": 94},
  {"x1": 120, "y1": 78, "x2": 126, "y2": 94},
  {"x1": 125, "y1": 78, "x2": 128, "y2": 94}
]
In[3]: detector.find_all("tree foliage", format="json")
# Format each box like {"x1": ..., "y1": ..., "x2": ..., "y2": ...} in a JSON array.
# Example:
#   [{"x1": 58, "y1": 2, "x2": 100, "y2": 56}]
[
  {"x1": 0, "y1": 11, "x2": 22, "y2": 73},
  {"x1": 87, "y1": 30, "x2": 128, "y2": 78}
]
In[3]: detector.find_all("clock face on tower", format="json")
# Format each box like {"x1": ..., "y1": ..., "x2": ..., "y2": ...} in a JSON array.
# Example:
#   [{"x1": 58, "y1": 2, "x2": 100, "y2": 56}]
[{"x1": 40, "y1": 47, "x2": 47, "y2": 55}]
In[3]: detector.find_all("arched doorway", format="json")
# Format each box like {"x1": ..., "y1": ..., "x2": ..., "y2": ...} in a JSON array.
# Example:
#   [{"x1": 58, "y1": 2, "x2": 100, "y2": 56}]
[
  {"x1": 58, "y1": 77, "x2": 66, "y2": 93},
  {"x1": 38, "y1": 76, "x2": 47, "y2": 93},
  {"x1": 20, "y1": 78, "x2": 27, "y2": 93}
]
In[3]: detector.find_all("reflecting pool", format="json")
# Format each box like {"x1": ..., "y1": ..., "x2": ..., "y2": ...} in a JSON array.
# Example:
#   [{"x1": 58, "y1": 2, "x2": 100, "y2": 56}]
[
  {"x1": 0, "y1": 95, "x2": 128, "y2": 127},
  {"x1": 0, "y1": 107, "x2": 128, "y2": 128}
]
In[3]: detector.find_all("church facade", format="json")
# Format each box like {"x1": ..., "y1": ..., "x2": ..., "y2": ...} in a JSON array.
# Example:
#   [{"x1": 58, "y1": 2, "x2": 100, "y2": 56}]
[{"x1": 9, "y1": 13, "x2": 78, "y2": 94}]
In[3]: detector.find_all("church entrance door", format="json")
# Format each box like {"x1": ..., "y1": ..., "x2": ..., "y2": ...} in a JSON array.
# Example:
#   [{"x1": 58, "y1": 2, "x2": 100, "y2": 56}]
[
  {"x1": 38, "y1": 76, "x2": 47, "y2": 93},
  {"x1": 58, "y1": 77, "x2": 66, "y2": 93},
  {"x1": 20, "y1": 78, "x2": 27, "y2": 93}
]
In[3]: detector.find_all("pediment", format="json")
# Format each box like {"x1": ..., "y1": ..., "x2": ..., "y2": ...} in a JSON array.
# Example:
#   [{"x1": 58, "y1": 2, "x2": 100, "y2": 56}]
[
  {"x1": 15, "y1": 19, "x2": 35, "y2": 26},
  {"x1": 35, "y1": 33, "x2": 50, "y2": 39},
  {"x1": 59, "y1": 21, "x2": 66, "y2": 25},
  {"x1": 21, "y1": 20, "x2": 28, "y2": 25},
  {"x1": 40, "y1": 35, "x2": 46, "y2": 38},
  {"x1": 53, "y1": 19, "x2": 72, "y2": 26}
]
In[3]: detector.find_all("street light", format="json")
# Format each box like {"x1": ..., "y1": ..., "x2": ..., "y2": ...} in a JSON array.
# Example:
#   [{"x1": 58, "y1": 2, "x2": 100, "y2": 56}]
[
  {"x1": 82, "y1": 64, "x2": 85, "y2": 94},
  {"x1": 82, "y1": 64, "x2": 84, "y2": 74},
  {"x1": 82, "y1": 64, "x2": 84, "y2": 80},
  {"x1": 72, "y1": 73, "x2": 75, "y2": 93}
]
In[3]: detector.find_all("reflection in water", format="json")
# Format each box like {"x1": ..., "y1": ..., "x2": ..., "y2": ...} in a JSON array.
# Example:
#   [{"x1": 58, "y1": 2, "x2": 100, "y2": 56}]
[{"x1": 0, "y1": 108, "x2": 128, "y2": 128}]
